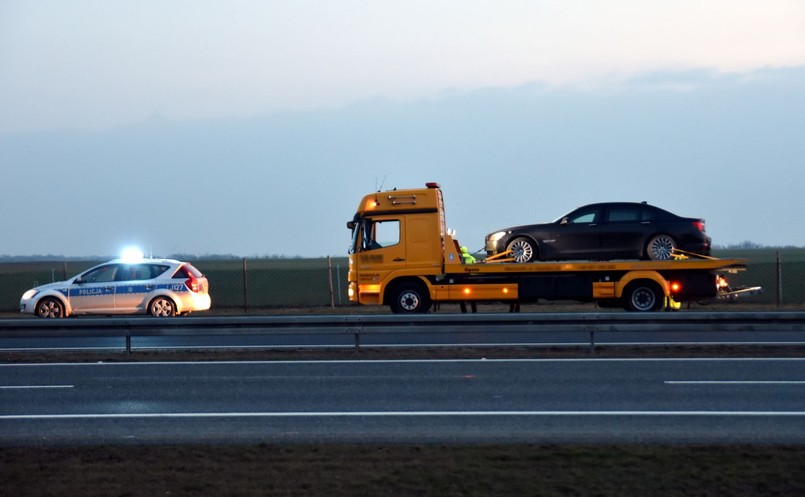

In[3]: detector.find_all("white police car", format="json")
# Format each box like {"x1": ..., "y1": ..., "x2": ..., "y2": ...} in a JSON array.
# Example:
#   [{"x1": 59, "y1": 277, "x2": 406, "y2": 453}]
[{"x1": 20, "y1": 258, "x2": 211, "y2": 318}]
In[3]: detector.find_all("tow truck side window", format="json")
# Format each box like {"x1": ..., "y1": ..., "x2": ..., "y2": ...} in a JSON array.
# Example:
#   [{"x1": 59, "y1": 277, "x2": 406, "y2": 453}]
[{"x1": 360, "y1": 219, "x2": 401, "y2": 251}]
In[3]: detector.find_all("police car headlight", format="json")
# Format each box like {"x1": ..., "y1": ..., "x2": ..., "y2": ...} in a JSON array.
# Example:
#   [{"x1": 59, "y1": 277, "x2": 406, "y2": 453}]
[
  {"x1": 21, "y1": 289, "x2": 39, "y2": 300},
  {"x1": 487, "y1": 231, "x2": 508, "y2": 243}
]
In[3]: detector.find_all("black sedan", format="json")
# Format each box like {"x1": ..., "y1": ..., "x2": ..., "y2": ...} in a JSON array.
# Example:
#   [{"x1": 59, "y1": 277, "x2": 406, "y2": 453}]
[{"x1": 485, "y1": 202, "x2": 711, "y2": 262}]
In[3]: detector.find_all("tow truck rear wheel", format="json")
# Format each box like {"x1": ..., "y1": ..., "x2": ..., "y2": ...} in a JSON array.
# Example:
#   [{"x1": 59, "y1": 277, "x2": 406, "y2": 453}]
[
  {"x1": 389, "y1": 282, "x2": 432, "y2": 314},
  {"x1": 507, "y1": 237, "x2": 536, "y2": 263},
  {"x1": 623, "y1": 281, "x2": 664, "y2": 312}
]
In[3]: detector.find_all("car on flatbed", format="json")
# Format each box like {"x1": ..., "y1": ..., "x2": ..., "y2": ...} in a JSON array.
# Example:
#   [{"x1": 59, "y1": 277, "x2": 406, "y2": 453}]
[
  {"x1": 485, "y1": 201, "x2": 711, "y2": 263},
  {"x1": 20, "y1": 257, "x2": 211, "y2": 318}
]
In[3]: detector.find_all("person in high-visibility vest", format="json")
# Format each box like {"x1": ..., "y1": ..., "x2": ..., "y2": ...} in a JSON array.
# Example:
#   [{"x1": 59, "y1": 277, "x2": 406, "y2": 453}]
[{"x1": 460, "y1": 246, "x2": 476, "y2": 264}]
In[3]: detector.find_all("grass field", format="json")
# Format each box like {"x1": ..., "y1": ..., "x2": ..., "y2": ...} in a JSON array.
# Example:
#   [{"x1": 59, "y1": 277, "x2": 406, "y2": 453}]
[
  {"x1": 2, "y1": 249, "x2": 804, "y2": 313},
  {"x1": 3, "y1": 444, "x2": 804, "y2": 497}
]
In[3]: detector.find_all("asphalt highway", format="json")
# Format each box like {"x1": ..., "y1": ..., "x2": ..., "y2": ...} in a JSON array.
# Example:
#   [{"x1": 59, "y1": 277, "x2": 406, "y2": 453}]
[{"x1": 1, "y1": 358, "x2": 804, "y2": 445}]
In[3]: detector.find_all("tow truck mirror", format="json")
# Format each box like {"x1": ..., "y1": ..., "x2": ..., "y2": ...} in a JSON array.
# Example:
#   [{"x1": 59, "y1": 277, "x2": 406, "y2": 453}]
[{"x1": 347, "y1": 221, "x2": 356, "y2": 230}]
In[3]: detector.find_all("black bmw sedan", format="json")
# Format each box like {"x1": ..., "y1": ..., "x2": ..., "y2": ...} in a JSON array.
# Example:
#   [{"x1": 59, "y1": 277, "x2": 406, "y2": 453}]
[{"x1": 485, "y1": 202, "x2": 711, "y2": 262}]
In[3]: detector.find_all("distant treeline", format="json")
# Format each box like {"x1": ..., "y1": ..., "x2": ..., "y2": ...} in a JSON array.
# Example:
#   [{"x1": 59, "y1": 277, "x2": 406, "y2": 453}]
[{"x1": 1, "y1": 244, "x2": 803, "y2": 262}]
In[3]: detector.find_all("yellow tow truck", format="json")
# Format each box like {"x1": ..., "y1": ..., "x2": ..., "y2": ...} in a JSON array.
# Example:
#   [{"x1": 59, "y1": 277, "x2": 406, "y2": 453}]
[{"x1": 347, "y1": 183, "x2": 748, "y2": 313}]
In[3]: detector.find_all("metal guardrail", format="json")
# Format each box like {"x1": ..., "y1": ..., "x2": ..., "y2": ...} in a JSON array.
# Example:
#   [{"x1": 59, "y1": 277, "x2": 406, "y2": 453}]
[{"x1": 1, "y1": 312, "x2": 805, "y2": 354}]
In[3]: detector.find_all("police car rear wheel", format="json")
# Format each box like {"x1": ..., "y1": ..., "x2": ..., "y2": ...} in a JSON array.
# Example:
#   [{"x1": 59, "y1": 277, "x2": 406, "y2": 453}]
[
  {"x1": 149, "y1": 297, "x2": 176, "y2": 317},
  {"x1": 36, "y1": 297, "x2": 64, "y2": 318}
]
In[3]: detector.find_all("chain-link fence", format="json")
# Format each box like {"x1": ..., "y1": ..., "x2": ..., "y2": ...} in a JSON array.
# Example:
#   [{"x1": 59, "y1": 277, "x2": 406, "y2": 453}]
[{"x1": 1, "y1": 249, "x2": 804, "y2": 313}]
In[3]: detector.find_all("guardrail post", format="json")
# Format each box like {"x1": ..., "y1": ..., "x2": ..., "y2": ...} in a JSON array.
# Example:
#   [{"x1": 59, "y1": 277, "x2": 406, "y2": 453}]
[
  {"x1": 125, "y1": 328, "x2": 132, "y2": 355},
  {"x1": 584, "y1": 316, "x2": 598, "y2": 355}
]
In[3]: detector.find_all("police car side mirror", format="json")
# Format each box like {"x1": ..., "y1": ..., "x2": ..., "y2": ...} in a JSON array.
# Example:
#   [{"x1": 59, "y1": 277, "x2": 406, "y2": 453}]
[{"x1": 75, "y1": 277, "x2": 85, "y2": 284}]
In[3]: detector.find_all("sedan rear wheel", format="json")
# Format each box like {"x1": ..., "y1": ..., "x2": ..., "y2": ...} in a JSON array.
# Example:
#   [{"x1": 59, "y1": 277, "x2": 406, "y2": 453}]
[
  {"x1": 646, "y1": 234, "x2": 677, "y2": 260},
  {"x1": 506, "y1": 237, "x2": 536, "y2": 263},
  {"x1": 149, "y1": 296, "x2": 176, "y2": 317}
]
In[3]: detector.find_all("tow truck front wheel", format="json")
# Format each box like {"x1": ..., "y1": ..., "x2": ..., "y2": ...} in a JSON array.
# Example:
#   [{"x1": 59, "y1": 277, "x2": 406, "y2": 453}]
[
  {"x1": 389, "y1": 282, "x2": 432, "y2": 314},
  {"x1": 623, "y1": 281, "x2": 664, "y2": 312}
]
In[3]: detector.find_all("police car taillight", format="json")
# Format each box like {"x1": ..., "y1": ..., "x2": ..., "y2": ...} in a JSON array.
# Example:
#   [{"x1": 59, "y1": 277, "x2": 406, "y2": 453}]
[{"x1": 186, "y1": 274, "x2": 200, "y2": 293}]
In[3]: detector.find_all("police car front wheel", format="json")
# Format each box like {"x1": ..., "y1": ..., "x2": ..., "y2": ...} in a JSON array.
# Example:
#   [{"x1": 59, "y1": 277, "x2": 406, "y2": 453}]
[{"x1": 36, "y1": 297, "x2": 65, "y2": 318}]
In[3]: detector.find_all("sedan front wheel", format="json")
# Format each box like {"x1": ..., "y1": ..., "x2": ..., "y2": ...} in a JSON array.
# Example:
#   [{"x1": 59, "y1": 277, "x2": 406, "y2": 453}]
[{"x1": 506, "y1": 238, "x2": 536, "y2": 263}]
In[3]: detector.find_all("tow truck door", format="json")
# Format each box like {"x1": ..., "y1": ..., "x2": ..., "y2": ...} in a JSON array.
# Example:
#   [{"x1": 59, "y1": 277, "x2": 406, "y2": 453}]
[{"x1": 355, "y1": 217, "x2": 407, "y2": 275}]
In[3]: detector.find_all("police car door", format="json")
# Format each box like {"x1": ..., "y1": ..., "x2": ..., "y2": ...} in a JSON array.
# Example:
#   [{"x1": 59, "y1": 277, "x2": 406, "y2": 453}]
[
  {"x1": 68, "y1": 264, "x2": 119, "y2": 314},
  {"x1": 113, "y1": 263, "x2": 149, "y2": 313}
]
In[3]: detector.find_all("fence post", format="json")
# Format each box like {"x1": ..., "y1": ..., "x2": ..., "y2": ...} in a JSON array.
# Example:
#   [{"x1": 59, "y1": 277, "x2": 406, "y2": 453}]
[
  {"x1": 777, "y1": 251, "x2": 782, "y2": 308},
  {"x1": 62, "y1": 261, "x2": 67, "y2": 281},
  {"x1": 242, "y1": 257, "x2": 249, "y2": 313},
  {"x1": 328, "y1": 256, "x2": 335, "y2": 310},
  {"x1": 336, "y1": 263, "x2": 342, "y2": 306}
]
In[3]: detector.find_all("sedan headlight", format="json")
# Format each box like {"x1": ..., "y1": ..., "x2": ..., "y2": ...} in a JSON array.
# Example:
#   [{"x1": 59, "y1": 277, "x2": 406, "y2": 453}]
[
  {"x1": 486, "y1": 231, "x2": 508, "y2": 243},
  {"x1": 21, "y1": 289, "x2": 39, "y2": 300}
]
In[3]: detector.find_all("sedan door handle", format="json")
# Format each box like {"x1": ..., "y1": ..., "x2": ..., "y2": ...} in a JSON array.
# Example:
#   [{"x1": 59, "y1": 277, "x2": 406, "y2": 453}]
[{"x1": 393, "y1": 258, "x2": 406, "y2": 262}]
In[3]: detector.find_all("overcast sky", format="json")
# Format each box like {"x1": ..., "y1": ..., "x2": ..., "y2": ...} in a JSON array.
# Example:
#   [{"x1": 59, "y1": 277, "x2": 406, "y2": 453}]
[{"x1": 2, "y1": 1, "x2": 804, "y2": 258}]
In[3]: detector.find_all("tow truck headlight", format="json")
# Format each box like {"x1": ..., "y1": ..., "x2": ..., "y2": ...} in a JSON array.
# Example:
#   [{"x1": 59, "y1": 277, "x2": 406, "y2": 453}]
[{"x1": 21, "y1": 289, "x2": 39, "y2": 300}]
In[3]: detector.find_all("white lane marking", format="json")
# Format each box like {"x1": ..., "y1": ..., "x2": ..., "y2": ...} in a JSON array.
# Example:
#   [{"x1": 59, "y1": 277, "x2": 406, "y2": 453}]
[
  {"x1": 2, "y1": 411, "x2": 805, "y2": 420},
  {"x1": 666, "y1": 381, "x2": 805, "y2": 385},
  {"x1": 2, "y1": 357, "x2": 805, "y2": 367},
  {"x1": 0, "y1": 385, "x2": 74, "y2": 390}
]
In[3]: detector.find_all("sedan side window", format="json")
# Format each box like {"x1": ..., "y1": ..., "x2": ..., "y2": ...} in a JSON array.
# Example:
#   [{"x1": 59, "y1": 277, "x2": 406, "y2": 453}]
[
  {"x1": 607, "y1": 208, "x2": 640, "y2": 223},
  {"x1": 566, "y1": 210, "x2": 598, "y2": 224}
]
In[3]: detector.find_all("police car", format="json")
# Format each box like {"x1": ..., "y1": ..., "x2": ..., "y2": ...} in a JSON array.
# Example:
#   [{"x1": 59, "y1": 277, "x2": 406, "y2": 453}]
[{"x1": 19, "y1": 257, "x2": 211, "y2": 318}]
